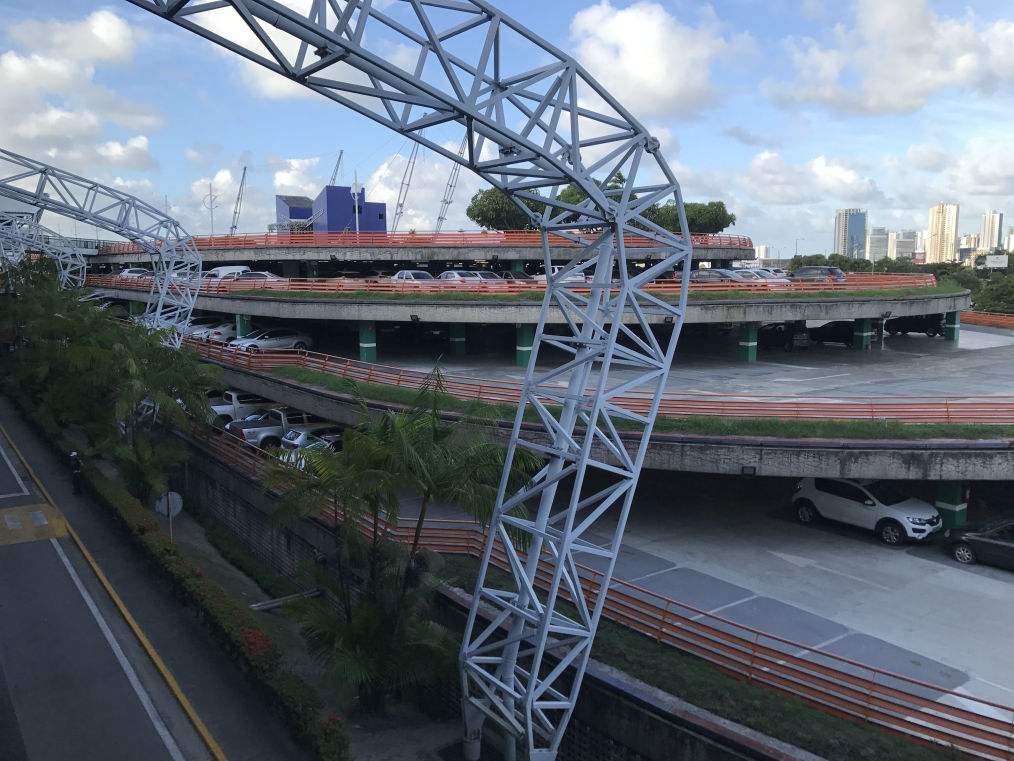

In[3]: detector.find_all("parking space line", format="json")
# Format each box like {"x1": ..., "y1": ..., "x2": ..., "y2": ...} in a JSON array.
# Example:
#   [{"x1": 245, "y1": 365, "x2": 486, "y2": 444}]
[
  {"x1": 791, "y1": 631, "x2": 852, "y2": 658},
  {"x1": 627, "y1": 564, "x2": 680, "y2": 584},
  {"x1": 691, "y1": 594, "x2": 758, "y2": 621}
]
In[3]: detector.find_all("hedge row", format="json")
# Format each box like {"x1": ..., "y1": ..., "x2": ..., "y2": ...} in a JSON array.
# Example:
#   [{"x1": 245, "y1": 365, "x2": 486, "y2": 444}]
[{"x1": 3, "y1": 387, "x2": 352, "y2": 761}]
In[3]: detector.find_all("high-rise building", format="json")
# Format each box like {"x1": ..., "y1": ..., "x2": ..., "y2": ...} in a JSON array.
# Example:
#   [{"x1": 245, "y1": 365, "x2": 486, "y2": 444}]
[
  {"x1": 834, "y1": 208, "x2": 867, "y2": 258},
  {"x1": 1005, "y1": 227, "x2": 1014, "y2": 252},
  {"x1": 865, "y1": 226, "x2": 889, "y2": 261},
  {"x1": 979, "y1": 210, "x2": 1004, "y2": 251},
  {"x1": 755, "y1": 244, "x2": 771, "y2": 260},
  {"x1": 960, "y1": 234, "x2": 980, "y2": 250},
  {"x1": 888, "y1": 230, "x2": 918, "y2": 260},
  {"x1": 926, "y1": 203, "x2": 959, "y2": 263}
]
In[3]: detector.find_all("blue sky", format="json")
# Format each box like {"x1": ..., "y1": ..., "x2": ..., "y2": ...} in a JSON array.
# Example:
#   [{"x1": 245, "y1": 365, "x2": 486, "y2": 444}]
[{"x1": 2, "y1": 1, "x2": 1012, "y2": 256}]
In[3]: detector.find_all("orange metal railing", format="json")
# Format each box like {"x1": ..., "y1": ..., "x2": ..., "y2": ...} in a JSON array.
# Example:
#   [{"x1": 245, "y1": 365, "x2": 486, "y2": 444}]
[
  {"x1": 98, "y1": 229, "x2": 755, "y2": 254},
  {"x1": 190, "y1": 426, "x2": 1014, "y2": 760},
  {"x1": 184, "y1": 339, "x2": 1014, "y2": 425},
  {"x1": 87, "y1": 271, "x2": 939, "y2": 297},
  {"x1": 962, "y1": 311, "x2": 1014, "y2": 329}
]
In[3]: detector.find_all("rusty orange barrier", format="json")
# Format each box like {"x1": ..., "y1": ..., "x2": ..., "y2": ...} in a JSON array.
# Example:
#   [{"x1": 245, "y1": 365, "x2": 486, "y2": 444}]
[
  {"x1": 962, "y1": 311, "x2": 1014, "y2": 329},
  {"x1": 98, "y1": 229, "x2": 755, "y2": 254},
  {"x1": 179, "y1": 338, "x2": 1014, "y2": 425},
  {"x1": 87, "y1": 272, "x2": 939, "y2": 297},
  {"x1": 187, "y1": 427, "x2": 1014, "y2": 760}
]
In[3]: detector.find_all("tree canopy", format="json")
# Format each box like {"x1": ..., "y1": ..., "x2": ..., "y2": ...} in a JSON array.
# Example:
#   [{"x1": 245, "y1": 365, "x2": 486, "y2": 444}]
[{"x1": 464, "y1": 185, "x2": 737, "y2": 234}]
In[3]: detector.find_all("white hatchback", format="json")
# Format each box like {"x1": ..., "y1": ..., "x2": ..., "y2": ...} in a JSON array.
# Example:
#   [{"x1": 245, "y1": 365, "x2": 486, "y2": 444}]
[{"x1": 793, "y1": 478, "x2": 943, "y2": 545}]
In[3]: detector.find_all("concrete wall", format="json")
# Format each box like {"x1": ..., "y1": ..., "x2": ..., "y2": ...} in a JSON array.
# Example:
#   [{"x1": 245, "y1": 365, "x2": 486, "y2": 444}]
[
  {"x1": 102, "y1": 287, "x2": 972, "y2": 326},
  {"x1": 216, "y1": 365, "x2": 1014, "y2": 480}
]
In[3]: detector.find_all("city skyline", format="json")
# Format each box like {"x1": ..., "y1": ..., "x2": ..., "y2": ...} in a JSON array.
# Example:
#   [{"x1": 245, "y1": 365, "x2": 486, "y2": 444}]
[{"x1": 2, "y1": 1, "x2": 1013, "y2": 253}]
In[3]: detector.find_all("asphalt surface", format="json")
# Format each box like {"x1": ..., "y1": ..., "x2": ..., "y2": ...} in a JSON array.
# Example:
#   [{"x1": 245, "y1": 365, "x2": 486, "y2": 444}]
[{"x1": 0, "y1": 396, "x2": 308, "y2": 761}]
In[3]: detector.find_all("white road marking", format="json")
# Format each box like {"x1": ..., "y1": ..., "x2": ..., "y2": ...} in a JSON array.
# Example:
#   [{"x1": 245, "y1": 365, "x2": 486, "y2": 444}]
[
  {"x1": 50, "y1": 538, "x2": 187, "y2": 761},
  {"x1": 29, "y1": 511, "x2": 47, "y2": 527},
  {"x1": 4, "y1": 514, "x2": 21, "y2": 530},
  {"x1": 628, "y1": 564, "x2": 680, "y2": 583},
  {"x1": 0, "y1": 442, "x2": 29, "y2": 498},
  {"x1": 754, "y1": 363, "x2": 819, "y2": 370},
  {"x1": 791, "y1": 631, "x2": 852, "y2": 658},
  {"x1": 691, "y1": 594, "x2": 758, "y2": 621},
  {"x1": 769, "y1": 373, "x2": 852, "y2": 382},
  {"x1": 768, "y1": 550, "x2": 893, "y2": 591}
]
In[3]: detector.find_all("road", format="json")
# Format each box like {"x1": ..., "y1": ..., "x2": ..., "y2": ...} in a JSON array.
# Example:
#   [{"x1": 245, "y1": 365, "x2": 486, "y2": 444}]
[{"x1": 0, "y1": 398, "x2": 308, "y2": 761}]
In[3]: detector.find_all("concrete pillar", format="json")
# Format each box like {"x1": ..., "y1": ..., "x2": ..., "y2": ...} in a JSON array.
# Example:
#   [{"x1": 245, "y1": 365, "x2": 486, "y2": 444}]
[
  {"x1": 945, "y1": 310, "x2": 960, "y2": 342},
  {"x1": 358, "y1": 320, "x2": 377, "y2": 362},
  {"x1": 935, "y1": 481, "x2": 968, "y2": 528},
  {"x1": 510, "y1": 260, "x2": 524, "y2": 273},
  {"x1": 304, "y1": 260, "x2": 318, "y2": 278},
  {"x1": 852, "y1": 318, "x2": 872, "y2": 350},
  {"x1": 127, "y1": 300, "x2": 144, "y2": 316},
  {"x1": 738, "y1": 322, "x2": 758, "y2": 362},
  {"x1": 516, "y1": 323, "x2": 535, "y2": 367},
  {"x1": 449, "y1": 322, "x2": 466, "y2": 357},
  {"x1": 236, "y1": 314, "x2": 254, "y2": 338}
]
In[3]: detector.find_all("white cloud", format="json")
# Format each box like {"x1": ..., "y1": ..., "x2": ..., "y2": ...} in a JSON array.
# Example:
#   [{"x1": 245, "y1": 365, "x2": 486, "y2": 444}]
[
  {"x1": 740, "y1": 151, "x2": 814, "y2": 205},
  {"x1": 366, "y1": 150, "x2": 481, "y2": 231},
  {"x1": 808, "y1": 156, "x2": 883, "y2": 202},
  {"x1": 724, "y1": 126, "x2": 780, "y2": 148},
  {"x1": 0, "y1": 11, "x2": 161, "y2": 175},
  {"x1": 766, "y1": 0, "x2": 1014, "y2": 114},
  {"x1": 906, "y1": 143, "x2": 947, "y2": 171},
  {"x1": 184, "y1": 142, "x2": 223, "y2": 168},
  {"x1": 270, "y1": 157, "x2": 322, "y2": 198},
  {"x1": 570, "y1": 2, "x2": 748, "y2": 119}
]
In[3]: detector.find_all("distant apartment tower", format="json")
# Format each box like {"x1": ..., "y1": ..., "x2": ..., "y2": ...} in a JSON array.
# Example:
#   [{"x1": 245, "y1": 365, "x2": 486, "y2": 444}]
[
  {"x1": 888, "y1": 230, "x2": 918, "y2": 259},
  {"x1": 865, "y1": 226, "x2": 889, "y2": 261},
  {"x1": 926, "y1": 203, "x2": 959, "y2": 263},
  {"x1": 834, "y1": 208, "x2": 867, "y2": 258},
  {"x1": 960, "y1": 234, "x2": 979, "y2": 250},
  {"x1": 1005, "y1": 227, "x2": 1014, "y2": 252},
  {"x1": 979, "y1": 210, "x2": 1004, "y2": 251},
  {"x1": 755, "y1": 244, "x2": 771, "y2": 260}
]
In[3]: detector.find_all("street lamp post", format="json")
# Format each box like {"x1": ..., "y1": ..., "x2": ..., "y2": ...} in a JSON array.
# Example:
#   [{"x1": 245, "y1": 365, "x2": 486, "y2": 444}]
[{"x1": 795, "y1": 237, "x2": 805, "y2": 258}]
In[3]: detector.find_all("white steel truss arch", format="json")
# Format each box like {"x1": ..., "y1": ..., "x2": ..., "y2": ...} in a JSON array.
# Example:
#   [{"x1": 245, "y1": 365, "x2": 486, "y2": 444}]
[
  {"x1": 123, "y1": 2, "x2": 694, "y2": 758},
  {"x1": 0, "y1": 150, "x2": 202, "y2": 345},
  {"x1": 0, "y1": 213, "x2": 87, "y2": 289}
]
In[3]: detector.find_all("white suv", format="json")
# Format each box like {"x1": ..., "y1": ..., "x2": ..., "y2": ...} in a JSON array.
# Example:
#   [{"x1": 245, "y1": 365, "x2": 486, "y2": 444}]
[{"x1": 792, "y1": 478, "x2": 942, "y2": 545}]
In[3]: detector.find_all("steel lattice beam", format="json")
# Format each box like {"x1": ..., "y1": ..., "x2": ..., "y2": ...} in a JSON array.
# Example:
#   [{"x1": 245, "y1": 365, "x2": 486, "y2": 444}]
[
  {"x1": 121, "y1": 2, "x2": 694, "y2": 758},
  {"x1": 0, "y1": 213, "x2": 87, "y2": 289},
  {"x1": 0, "y1": 150, "x2": 202, "y2": 345}
]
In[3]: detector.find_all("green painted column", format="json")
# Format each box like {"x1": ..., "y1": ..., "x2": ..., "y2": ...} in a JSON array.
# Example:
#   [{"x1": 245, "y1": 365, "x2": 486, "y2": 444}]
[
  {"x1": 935, "y1": 481, "x2": 967, "y2": 528},
  {"x1": 945, "y1": 310, "x2": 960, "y2": 342},
  {"x1": 127, "y1": 300, "x2": 144, "y2": 316},
  {"x1": 852, "y1": 318, "x2": 873, "y2": 350},
  {"x1": 450, "y1": 322, "x2": 466, "y2": 357},
  {"x1": 510, "y1": 260, "x2": 524, "y2": 273},
  {"x1": 516, "y1": 323, "x2": 535, "y2": 367},
  {"x1": 738, "y1": 322, "x2": 758, "y2": 362},
  {"x1": 358, "y1": 320, "x2": 377, "y2": 362},
  {"x1": 305, "y1": 261, "x2": 318, "y2": 278},
  {"x1": 236, "y1": 314, "x2": 254, "y2": 338}
]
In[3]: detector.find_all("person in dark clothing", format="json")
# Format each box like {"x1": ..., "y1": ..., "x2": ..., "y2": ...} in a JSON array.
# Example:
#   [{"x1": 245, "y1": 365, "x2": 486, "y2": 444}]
[{"x1": 70, "y1": 451, "x2": 84, "y2": 494}]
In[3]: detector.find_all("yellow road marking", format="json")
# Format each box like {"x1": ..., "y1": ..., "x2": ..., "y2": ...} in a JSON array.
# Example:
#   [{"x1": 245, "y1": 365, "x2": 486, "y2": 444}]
[
  {"x1": 0, "y1": 422, "x2": 229, "y2": 761},
  {"x1": 0, "y1": 503, "x2": 66, "y2": 546}
]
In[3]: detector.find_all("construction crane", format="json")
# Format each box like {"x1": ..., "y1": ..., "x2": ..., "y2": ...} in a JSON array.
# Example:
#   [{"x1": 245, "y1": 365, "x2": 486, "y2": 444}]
[
  {"x1": 390, "y1": 140, "x2": 420, "y2": 233},
  {"x1": 228, "y1": 166, "x2": 247, "y2": 236},
  {"x1": 329, "y1": 150, "x2": 344, "y2": 186},
  {"x1": 435, "y1": 135, "x2": 468, "y2": 233}
]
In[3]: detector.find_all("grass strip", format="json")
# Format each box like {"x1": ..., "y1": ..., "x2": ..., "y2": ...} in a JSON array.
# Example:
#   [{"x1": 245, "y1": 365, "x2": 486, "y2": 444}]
[
  {"x1": 439, "y1": 557, "x2": 962, "y2": 761},
  {"x1": 269, "y1": 366, "x2": 1014, "y2": 441},
  {"x1": 234, "y1": 283, "x2": 966, "y2": 304}
]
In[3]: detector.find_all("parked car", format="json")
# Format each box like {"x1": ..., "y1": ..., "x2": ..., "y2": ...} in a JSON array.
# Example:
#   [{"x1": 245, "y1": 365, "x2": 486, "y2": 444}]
[
  {"x1": 499, "y1": 271, "x2": 534, "y2": 281},
  {"x1": 234, "y1": 271, "x2": 286, "y2": 281},
  {"x1": 945, "y1": 517, "x2": 1014, "y2": 569},
  {"x1": 281, "y1": 424, "x2": 344, "y2": 452},
  {"x1": 230, "y1": 407, "x2": 329, "y2": 449},
  {"x1": 117, "y1": 267, "x2": 152, "y2": 278},
  {"x1": 203, "y1": 265, "x2": 251, "y2": 280},
  {"x1": 793, "y1": 478, "x2": 943, "y2": 545},
  {"x1": 808, "y1": 320, "x2": 855, "y2": 346},
  {"x1": 758, "y1": 322, "x2": 809, "y2": 351},
  {"x1": 789, "y1": 266, "x2": 847, "y2": 282},
  {"x1": 182, "y1": 316, "x2": 225, "y2": 337},
  {"x1": 227, "y1": 327, "x2": 313, "y2": 351},
  {"x1": 211, "y1": 390, "x2": 274, "y2": 423},
  {"x1": 747, "y1": 269, "x2": 792, "y2": 287},
  {"x1": 390, "y1": 270, "x2": 435, "y2": 284},
  {"x1": 438, "y1": 270, "x2": 483, "y2": 284},
  {"x1": 281, "y1": 426, "x2": 345, "y2": 466},
  {"x1": 688, "y1": 268, "x2": 748, "y2": 284},
  {"x1": 885, "y1": 313, "x2": 944, "y2": 337},
  {"x1": 224, "y1": 407, "x2": 276, "y2": 433},
  {"x1": 203, "y1": 321, "x2": 241, "y2": 343},
  {"x1": 532, "y1": 266, "x2": 588, "y2": 284}
]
